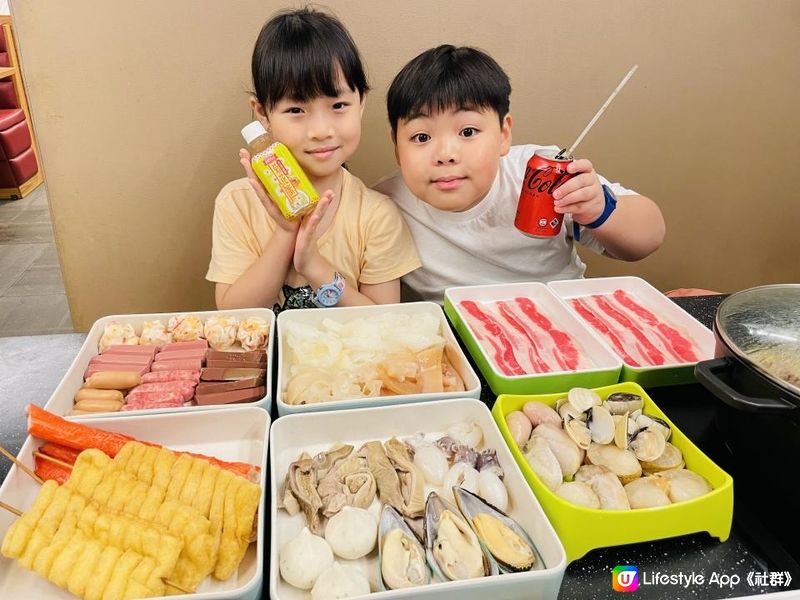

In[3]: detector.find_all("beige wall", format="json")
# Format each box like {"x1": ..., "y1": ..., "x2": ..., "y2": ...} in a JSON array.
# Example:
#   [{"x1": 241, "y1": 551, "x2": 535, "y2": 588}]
[{"x1": 11, "y1": 0, "x2": 800, "y2": 330}]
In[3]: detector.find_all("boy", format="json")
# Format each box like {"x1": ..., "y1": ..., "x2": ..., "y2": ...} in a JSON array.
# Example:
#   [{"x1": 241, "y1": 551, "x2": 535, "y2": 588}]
[{"x1": 374, "y1": 45, "x2": 665, "y2": 303}]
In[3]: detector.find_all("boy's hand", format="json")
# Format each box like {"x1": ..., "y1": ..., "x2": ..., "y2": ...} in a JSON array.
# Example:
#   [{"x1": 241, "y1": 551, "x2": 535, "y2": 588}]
[
  {"x1": 552, "y1": 158, "x2": 605, "y2": 225},
  {"x1": 240, "y1": 149, "x2": 301, "y2": 234},
  {"x1": 293, "y1": 191, "x2": 335, "y2": 277}
]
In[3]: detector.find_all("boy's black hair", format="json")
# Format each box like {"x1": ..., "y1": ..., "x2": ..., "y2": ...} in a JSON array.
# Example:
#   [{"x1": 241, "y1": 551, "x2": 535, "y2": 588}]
[
  {"x1": 387, "y1": 45, "x2": 511, "y2": 135},
  {"x1": 252, "y1": 7, "x2": 369, "y2": 111}
]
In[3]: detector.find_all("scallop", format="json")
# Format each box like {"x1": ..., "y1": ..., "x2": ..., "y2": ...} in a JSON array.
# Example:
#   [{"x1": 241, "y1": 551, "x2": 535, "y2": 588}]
[
  {"x1": 522, "y1": 402, "x2": 561, "y2": 427},
  {"x1": 654, "y1": 469, "x2": 712, "y2": 503},
  {"x1": 505, "y1": 411, "x2": 533, "y2": 448},
  {"x1": 555, "y1": 481, "x2": 601, "y2": 509},
  {"x1": 586, "y1": 442, "x2": 642, "y2": 484},
  {"x1": 522, "y1": 436, "x2": 563, "y2": 492},
  {"x1": 575, "y1": 465, "x2": 630, "y2": 510},
  {"x1": 530, "y1": 423, "x2": 584, "y2": 477},
  {"x1": 624, "y1": 477, "x2": 672, "y2": 509}
]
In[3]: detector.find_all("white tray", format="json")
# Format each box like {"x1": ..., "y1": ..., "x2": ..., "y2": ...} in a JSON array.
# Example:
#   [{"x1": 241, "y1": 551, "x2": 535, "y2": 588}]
[
  {"x1": 269, "y1": 398, "x2": 567, "y2": 600},
  {"x1": 548, "y1": 277, "x2": 716, "y2": 385},
  {"x1": 444, "y1": 282, "x2": 623, "y2": 394},
  {"x1": 42, "y1": 308, "x2": 275, "y2": 419},
  {"x1": 0, "y1": 406, "x2": 270, "y2": 600},
  {"x1": 276, "y1": 302, "x2": 481, "y2": 416}
]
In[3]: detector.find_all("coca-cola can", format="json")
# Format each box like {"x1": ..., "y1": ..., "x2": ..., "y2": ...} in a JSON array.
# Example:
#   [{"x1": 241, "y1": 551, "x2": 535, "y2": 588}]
[{"x1": 514, "y1": 148, "x2": 575, "y2": 237}]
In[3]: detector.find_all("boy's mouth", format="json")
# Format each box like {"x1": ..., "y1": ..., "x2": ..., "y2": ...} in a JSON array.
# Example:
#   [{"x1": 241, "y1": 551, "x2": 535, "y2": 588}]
[{"x1": 432, "y1": 175, "x2": 466, "y2": 191}]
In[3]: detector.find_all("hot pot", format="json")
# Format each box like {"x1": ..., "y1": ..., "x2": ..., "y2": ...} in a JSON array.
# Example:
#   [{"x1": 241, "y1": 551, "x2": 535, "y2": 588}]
[{"x1": 694, "y1": 284, "x2": 800, "y2": 560}]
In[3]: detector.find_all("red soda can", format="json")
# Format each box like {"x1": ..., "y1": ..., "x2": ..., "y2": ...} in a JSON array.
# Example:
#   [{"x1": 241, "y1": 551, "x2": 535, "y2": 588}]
[{"x1": 514, "y1": 148, "x2": 575, "y2": 237}]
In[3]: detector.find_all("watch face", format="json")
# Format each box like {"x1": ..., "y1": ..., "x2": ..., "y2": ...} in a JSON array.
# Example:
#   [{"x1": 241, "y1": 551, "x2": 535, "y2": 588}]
[{"x1": 316, "y1": 284, "x2": 341, "y2": 307}]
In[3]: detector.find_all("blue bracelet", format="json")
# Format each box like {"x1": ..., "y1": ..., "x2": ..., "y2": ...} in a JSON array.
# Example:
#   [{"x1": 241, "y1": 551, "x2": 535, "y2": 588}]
[{"x1": 573, "y1": 184, "x2": 618, "y2": 241}]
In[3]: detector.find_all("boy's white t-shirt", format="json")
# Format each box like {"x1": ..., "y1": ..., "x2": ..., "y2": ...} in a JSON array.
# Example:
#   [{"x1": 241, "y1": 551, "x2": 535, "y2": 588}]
[{"x1": 373, "y1": 144, "x2": 637, "y2": 303}]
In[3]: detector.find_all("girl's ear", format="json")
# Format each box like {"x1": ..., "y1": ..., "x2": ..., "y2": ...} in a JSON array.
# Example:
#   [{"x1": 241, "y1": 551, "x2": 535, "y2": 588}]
[
  {"x1": 249, "y1": 96, "x2": 270, "y2": 131},
  {"x1": 359, "y1": 92, "x2": 368, "y2": 118},
  {"x1": 500, "y1": 113, "x2": 513, "y2": 156}
]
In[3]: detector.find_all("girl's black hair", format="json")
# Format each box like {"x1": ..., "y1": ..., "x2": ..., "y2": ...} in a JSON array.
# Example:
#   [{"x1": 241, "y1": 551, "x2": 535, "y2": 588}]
[
  {"x1": 252, "y1": 7, "x2": 369, "y2": 111},
  {"x1": 387, "y1": 45, "x2": 511, "y2": 134}
]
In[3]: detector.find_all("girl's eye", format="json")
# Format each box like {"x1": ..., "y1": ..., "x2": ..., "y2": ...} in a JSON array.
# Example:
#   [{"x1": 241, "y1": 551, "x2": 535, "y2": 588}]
[
  {"x1": 285, "y1": 107, "x2": 303, "y2": 114},
  {"x1": 460, "y1": 127, "x2": 479, "y2": 138},
  {"x1": 411, "y1": 133, "x2": 431, "y2": 143}
]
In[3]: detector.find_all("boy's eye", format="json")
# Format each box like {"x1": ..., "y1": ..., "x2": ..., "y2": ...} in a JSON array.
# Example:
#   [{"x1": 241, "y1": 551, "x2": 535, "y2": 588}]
[
  {"x1": 460, "y1": 127, "x2": 479, "y2": 138},
  {"x1": 332, "y1": 102, "x2": 349, "y2": 110},
  {"x1": 411, "y1": 133, "x2": 431, "y2": 143}
]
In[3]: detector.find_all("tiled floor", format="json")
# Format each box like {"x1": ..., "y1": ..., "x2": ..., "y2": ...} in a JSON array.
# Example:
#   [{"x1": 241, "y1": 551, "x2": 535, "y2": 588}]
[{"x1": 0, "y1": 185, "x2": 73, "y2": 337}]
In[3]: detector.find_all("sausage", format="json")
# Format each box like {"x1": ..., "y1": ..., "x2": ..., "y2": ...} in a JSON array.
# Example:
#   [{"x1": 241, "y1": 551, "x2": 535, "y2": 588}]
[
  {"x1": 73, "y1": 398, "x2": 124, "y2": 412},
  {"x1": 74, "y1": 389, "x2": 124, "y2": 404},
  {"x1": 83, "y1": 371, "x2": 142, "y2": 390}
]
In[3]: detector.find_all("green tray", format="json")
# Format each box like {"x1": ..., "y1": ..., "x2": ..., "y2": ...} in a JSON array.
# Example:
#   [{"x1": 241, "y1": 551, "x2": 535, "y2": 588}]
[
  {"x1": 492, "y1": 382, "x2": 733, "y2": 562},
  {"x1": 444, "y1": 286, "x2": 622, "y2": 395}
]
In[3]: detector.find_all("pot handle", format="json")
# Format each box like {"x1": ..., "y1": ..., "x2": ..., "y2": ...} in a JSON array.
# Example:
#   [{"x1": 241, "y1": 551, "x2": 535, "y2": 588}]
[{"x1": 694, "y1": 358, "x2": 796, "y2": 413}]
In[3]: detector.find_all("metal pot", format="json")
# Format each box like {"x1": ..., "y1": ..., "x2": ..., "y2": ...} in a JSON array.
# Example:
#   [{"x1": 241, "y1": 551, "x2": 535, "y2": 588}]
[
  {"x1": 694, "y1": 284, "x2": 800, "y2": 561},
  {"x1": 695, "y1": 284, "x2": 800, "y2": 412}
]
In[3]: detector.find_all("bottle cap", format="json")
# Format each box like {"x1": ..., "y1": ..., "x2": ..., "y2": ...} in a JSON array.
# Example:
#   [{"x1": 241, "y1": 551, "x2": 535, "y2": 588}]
[{"x1": 241, "y1": 121, "x2": 268, "y2": 144}]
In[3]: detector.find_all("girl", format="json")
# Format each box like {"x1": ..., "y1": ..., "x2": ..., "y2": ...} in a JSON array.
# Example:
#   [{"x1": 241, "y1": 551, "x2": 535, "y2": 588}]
[{"x1": 207, "y1": 7, "x2": 420, "y2": 312}]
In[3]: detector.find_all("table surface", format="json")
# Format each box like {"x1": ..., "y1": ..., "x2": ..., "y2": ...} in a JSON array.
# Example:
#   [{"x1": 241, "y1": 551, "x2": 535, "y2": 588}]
[{"x1": 0, "y1": 295, "x2": 797, "y2": 600}]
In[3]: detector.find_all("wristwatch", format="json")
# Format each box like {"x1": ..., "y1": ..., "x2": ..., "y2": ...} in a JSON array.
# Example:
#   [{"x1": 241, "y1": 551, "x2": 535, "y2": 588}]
[
  {"x1": 573, "y1": 184, "x2": 618, "y2": 241},
  {"x1": 311, "y1": 272, "x2": 345, "y2": 308}
]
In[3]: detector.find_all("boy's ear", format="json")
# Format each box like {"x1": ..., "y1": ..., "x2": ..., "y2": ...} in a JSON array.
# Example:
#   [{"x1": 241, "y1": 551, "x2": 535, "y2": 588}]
[
  {"x1": 500, "y1": 114, "x2": 513, "y2": 156},
  {"x1": 249, "y1": 96, "x2": 270, "y2": 130}
]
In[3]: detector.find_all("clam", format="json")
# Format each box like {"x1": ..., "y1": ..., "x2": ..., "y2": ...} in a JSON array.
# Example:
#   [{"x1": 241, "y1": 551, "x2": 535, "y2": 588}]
[
  {"x1": 564, "y1": 416, "x2": 592, "y2": 451},
  {"x1": 604, "y1": 392, "x2": 644, "y2": 415},
  {"x1": 555, "y1": 481, "x2": 601, "y2": 509},
  {"x1": 586, "y1": 442, "x2": 642, "y2": 484},
  {"x1": 636, "y1": 414, "x2": 672, "y2": 441},
  {"x1": 640, "y1": 442, "x2": 684, "y2": 474},
  {"x1": 630, "y1": 429, "x2": 666, "y2": 463},
  {"x1": 624, "y1": 476, "x2": 672, "y2": 509},
  {"x1": 556, "y1": 399, "x2": 586, "y2": 422},
  {"x1": 424, "y1": 492, "x2": 494, "y2": 581},
  {"x1": 567, "y1": 387, "x2": 602, "y2": 413},
  {"x1": 653, "y1": 469, "x2": 712, "y2": 503},
  {"x1": 454, "y1": 487, "x2": 542, "y2": 573},
  {"x1": 613, "y1": 413, "x2": 630, "y2": 449},
  {"x1": 378, "y1": 504, "x2": 430, "y2": 590},
  {"x1": 425, "y1": 488, "x2": 497, "y2": 581},
  {"x1": 522, "y1": 436, "x2": 563, "y2": 491},
  {"x1": 588, "y1": 405, "x2": 615, "y2": 445}
]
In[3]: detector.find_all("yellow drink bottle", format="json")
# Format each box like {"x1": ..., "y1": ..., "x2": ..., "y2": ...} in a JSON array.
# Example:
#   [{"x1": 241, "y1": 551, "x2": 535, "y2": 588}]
[{"x1": 241, "y1": 121, "x2": 319, "y2": 220}]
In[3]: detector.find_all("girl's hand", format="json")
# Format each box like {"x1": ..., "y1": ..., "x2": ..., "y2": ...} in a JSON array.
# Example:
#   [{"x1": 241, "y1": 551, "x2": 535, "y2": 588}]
[
  {"x1": 552, "y1": 158, "x2": 605, "y2": 225},
  {"x1": 293, "y1": 190, "x2": 335, "y2": 277},
  {"x1": 239, "y1": 149, "x2": 301, "y2": 234}
]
